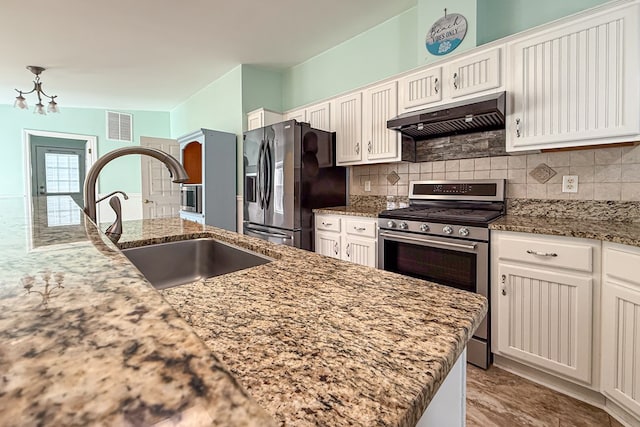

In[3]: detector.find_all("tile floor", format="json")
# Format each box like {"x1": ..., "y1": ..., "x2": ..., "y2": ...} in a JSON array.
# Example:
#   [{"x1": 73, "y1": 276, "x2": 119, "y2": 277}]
[{"x1": 466, "y1": 365, "x2": 625, "y2": 427}]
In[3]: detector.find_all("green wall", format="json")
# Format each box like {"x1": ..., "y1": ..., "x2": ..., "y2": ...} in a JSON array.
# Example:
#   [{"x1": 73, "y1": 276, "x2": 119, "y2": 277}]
[
  {"x1": 281, "y1": 7, "x2": 418, "y2": 111},
  {"x1": 476, "y1": 0, "x2": 611, "y2": 45},
  {"x1": 241, "y1": 65, "x2": 283, "y2": 119},
  {"x1": 0, "y1": 105, "x2": 170, "y2": 197}
]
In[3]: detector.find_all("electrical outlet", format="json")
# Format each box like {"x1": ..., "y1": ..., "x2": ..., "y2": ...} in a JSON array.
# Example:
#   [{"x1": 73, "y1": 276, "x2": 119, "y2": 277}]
[
  {"x1": 562, "y1": 175, "x2": 578, "y2": 193},
  {"x1": 364, "y1": 180, "x2": 371, "y2": 192}
]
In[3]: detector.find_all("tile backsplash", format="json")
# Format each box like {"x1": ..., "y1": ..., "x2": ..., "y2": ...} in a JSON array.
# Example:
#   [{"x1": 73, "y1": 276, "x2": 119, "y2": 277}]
[{"x1": 349, "y1": 143, "x2": 640, "y2": 201}]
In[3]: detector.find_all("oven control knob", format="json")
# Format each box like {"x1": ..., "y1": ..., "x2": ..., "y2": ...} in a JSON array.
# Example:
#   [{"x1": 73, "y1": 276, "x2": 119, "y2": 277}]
[
  {"x1": 420, "y1": 224, "x2": 430, "y2": 232},
  {"x1": 459, "y1": 227, "x2": 470, "y2": 237},
  {"x1": 443, "y1": 225, "x2": 454, "y2": 235},
  {"x1": 386, "y1": 220, "x2": 396, "y2": 228},
  {"x1": 399, "y1": 222, "x2": 408, "y2": 230}
]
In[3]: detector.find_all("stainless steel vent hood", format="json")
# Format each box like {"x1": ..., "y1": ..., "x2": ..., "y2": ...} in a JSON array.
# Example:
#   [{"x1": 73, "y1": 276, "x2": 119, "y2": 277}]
[{"x1": 387, "y1": 92, "x2": 506, "y2": 140}]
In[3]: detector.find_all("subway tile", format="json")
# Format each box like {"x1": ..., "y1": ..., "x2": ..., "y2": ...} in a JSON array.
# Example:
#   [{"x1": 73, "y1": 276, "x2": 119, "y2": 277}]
[
  {"x1": 621, "y1": 164, "x2": 640, "y2": 182},
  {"x1": 569, "y1": 150, "x2": 595, "y2": 166},
  {"x1": 594, "y1": 183, "x2": 621, "y2": 201},
  {"x1": 474, "y1": 170, "x2": 491, "y2": 179},
  {"x1": 622, "y1": 144, "x2": 640, "y2": 164},
  {"x1": 490, "y1": 169, "x2": 508, "y2": 179},
  {"x1": 569, "y1": 165, "x2": 595, "y2": 183},
  {"x1": 570, "y1": 183, "x2": 594, "y2": 200},
  {"x1": 507, "y1": 183, "x2": 527, "y2": 198},
  {"x1": 546, "y1": 151, "x2": 571, "y2": 167},
  {"x1": 446, "y1": 160, "x2": 461, "y2": 172},
  {"x1": 594, "y1": 165, "x2": 621, "y2": 183},
  {"x1": 507, "y1": 169, "x2": 527, "y2": 184},
  {"x1": 621, "y1": 183, "x2": 640, "y2": 201},
  {"x1": 526, "y1": 184, "x2": 547, "y2": 199},
  {"x1": 459, "y1": 158, "x2": 475, "y2": 171},
  {"x1": 526, "y1": 153, "x2": 548, "y2": 168},
  {"x1": 507, "y1": 155, "x2": 527, "y2": 170},
  {"x1": 459, "y1": 171, "x2": 474, "y2": 179},
  {"x1": 409, "y1": 162, "x2": 421, "y2": 174},
  {"x1": 420, "y1": 162, "x2": 433, "y2": 173},
  {"x1": 433, "y1": 161, "x2": 446, "y2": 173},
  {"x1": 594, "y1": 147, "x2": 622, "y2": 165},
  {"x1": 474, "y1": 157, "x2": 491, "y2": 170},
  {"x1": 491, "y1": 156, "x2": 509, "y2": 170},
  {"x1": 446, "y1": 171, "x2": 460, "y2": 180},
  {"x1": 546, "y1": 184, "x2": 571, "y2": 200},
  {"x1": 432, "y1": 172, "x2": 446, "y2": 179}
]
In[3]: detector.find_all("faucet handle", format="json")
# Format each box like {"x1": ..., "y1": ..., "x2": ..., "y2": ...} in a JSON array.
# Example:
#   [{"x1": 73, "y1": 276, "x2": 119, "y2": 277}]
[{"x1": 105, "y1": 196, "x2": 123, "y2": 244}]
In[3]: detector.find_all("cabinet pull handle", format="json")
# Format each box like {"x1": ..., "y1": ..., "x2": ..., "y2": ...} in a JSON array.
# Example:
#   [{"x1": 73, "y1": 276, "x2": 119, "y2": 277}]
[
  {"x1": 501, "y1": 274, "x2": 507, "y2": 296},
  {"x1": 334, "y1": 242, "x2": 339, "y2": 255},
  {"x1": 322, "y1": 222, "x2": 333, "y2": 227},
  {"x1": 526, "y1": 249, "x2": 558, "y2": 257},
  {"x1": 354, "y1": 226, "x2": 366, "y2": 231},
  {"x1": 368, "y1": 141, "x2": 372, "y2": 154},
  {"x1": 346, "y1": 243, "x2": 351, "y2": 258},
  {"x1": 453, "y1": 72, "x2": 459, "y2": 90},
  {"x1": 434, "y1": 77, "x2": 439, "y2": 94},
  {"x1": 516, "y1": 118, "x2": 521, "y2": 138},
  {"x1": 355, "y1": 142, "x2": 360, "y2": 155}
]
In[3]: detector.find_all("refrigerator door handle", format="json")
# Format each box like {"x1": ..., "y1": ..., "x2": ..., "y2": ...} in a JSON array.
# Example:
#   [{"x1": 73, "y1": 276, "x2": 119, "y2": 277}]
[
  {"x1": 245, "y1": 226, "x2": 293, "y2": 241},
  {"x1": 264, "y1": 140, "x2": 273, "y2": 208},
  {"x1": 257, "y1": 140, "x2": 265, "y2": 208}
]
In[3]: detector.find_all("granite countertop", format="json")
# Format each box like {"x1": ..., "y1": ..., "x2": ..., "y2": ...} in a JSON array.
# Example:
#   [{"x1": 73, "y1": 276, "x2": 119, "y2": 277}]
[
  {"x1": 490, "y1": 215, "x2": 640, "y2": 248},
  {"x1": 1, "y1": 197, "x2": 487, "y2": 426},
  {"x1": 312, "y1": 205, "x2": 385, "y2": 218}
]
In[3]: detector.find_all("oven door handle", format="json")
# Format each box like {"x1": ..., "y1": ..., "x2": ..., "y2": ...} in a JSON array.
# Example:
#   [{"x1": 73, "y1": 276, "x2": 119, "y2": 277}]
[{"x1": 379, "y1": 231, "x2": 478, "y2": 250}]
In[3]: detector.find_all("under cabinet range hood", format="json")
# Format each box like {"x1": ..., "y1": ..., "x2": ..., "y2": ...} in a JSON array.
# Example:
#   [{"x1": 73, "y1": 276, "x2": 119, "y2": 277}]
[{"x1": 387, "y1": 92, "x2": 506, "y2": 141}]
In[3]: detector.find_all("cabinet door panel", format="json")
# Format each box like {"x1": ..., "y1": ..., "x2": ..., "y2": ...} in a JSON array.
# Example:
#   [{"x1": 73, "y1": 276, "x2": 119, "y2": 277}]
[
  {"x1": 507, "y1": 5, "x2": 640, "y2": 150},
  {"x1": 496, "y1": 264, "x2": 592, "y2": 383},
  {"x1": 307, "y1": 103, "x2": 331, "y2": 131},
  {"x1": 315, "y1": 231, "x2": 341, "y2": 260},
  {"x1": 364, "y1": 81, "x2": 399, "y2": 162},
  {"x1": 448, "y1": 48, "x2": 501, "y2": 98},
  {"x1": 399, "y1": 67, "x2": 442, "y2": 110},
  {"x1": 285, "y1": 109, "x2": 306, "y2": 123},
  {"x1": 334, "y1": 93, "x2": 363, "y2": 164},
  {"x1": 344, "y1": 236, "x2": 376, "y2": 268}
]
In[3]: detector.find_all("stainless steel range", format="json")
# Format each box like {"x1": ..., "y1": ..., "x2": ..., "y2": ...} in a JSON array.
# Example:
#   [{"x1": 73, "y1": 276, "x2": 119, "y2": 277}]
[{"x1": 377, "y1": 179, "x2": 506, "y2": 369}]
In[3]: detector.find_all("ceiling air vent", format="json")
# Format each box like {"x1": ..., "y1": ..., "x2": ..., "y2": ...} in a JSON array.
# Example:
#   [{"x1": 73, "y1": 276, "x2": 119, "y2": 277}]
[{"x1": 106, "y1": 111, "x2": 133, "y2": 142}]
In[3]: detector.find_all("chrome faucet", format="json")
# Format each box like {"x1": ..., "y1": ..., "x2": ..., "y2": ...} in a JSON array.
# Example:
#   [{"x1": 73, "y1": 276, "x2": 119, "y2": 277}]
[{"x1": 83, "y1": 147, "x2": 189, "y2": 224}]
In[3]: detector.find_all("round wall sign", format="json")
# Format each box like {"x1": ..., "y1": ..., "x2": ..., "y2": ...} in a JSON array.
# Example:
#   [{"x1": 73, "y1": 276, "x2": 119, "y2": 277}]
[{"x1": 426, "y1": 12, "x2": 467, "y2": 56}]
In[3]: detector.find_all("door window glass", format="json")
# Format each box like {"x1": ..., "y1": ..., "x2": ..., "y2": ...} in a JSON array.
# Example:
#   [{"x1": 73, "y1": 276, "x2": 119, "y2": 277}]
[
  {"x1": 46, "y1": 195, "x2": 81, "y2": 226},
  {"x1": 45, "y1": 152, "x2": 80, "y2": 193}
]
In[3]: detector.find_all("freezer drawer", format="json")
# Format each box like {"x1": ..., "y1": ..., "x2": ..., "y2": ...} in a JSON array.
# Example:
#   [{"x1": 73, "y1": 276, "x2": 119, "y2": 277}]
[{"x1": 244, "y1": 223, "x2": 301, "y2": 248}]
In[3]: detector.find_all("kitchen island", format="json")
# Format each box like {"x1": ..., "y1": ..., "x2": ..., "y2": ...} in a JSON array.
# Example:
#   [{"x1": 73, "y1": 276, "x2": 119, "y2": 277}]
[{"x1": 0, "y1": 197, "x2": 487, "y2": 426}]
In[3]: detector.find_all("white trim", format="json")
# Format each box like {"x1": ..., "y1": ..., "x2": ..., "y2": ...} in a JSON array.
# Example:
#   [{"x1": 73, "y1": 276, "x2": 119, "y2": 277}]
[{"x1": 22, "y1": 129, "x2": 98, "y2": 250}]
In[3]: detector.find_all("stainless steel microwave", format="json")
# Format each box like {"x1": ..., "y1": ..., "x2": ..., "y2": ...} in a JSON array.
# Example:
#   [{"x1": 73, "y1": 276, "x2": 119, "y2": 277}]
[{"x1": 180, "y1": 184, "x2": 202, "y2": 213}]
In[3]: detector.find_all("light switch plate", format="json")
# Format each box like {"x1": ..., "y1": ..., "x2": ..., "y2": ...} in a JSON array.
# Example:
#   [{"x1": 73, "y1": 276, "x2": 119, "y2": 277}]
[
  {"x1": 562, "y1": 175, "x2": 578, "y2": 193},
  {"x1": 364, "y1": 180, "x2": 371, "y2": 192}
]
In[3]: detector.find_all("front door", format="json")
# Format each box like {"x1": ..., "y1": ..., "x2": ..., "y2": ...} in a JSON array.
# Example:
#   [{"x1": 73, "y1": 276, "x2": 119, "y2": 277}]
[
  {"x1": 34, "y1": 145, "x2": 86, "y2": 207},
  {"x1": 140, "y1": 136, "x2": 181, "y2": 219}
]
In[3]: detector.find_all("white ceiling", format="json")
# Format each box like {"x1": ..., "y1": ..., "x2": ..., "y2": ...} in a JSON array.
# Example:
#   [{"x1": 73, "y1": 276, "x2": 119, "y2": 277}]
[{"x1": 1, "y1": 0, "x2": 416, "y2": 111}]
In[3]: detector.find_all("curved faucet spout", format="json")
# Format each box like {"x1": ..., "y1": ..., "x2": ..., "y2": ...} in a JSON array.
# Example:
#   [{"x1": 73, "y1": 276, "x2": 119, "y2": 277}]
[{"x1": 83, "y1": 147, "x2": 189, "y2": 223}]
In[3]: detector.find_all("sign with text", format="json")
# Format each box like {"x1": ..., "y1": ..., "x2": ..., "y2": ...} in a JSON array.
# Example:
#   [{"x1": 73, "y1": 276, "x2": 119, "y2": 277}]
[{"x1": 426, "y1": 12, "x2": 467, "y2": 56}]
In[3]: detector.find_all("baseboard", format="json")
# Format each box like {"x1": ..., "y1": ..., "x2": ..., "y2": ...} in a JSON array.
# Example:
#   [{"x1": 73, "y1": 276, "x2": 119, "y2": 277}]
[{"x1": 493, "y1": 355, "x2": 638, "y2": 427}]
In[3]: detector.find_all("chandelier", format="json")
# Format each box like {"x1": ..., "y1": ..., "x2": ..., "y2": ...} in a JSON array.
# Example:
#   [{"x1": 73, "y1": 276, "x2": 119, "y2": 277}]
[{"x1": 14, "y1": 66, "x2": 60, "y2": 115}]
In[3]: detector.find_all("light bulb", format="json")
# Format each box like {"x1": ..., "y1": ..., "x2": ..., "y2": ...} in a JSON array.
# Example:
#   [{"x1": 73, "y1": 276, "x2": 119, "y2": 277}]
[
  {"x1": 14, "y1": 94, "x2": 28, "y2": 109},
  {"x1": 34, "y1": 103, "x2": 46, "y2": 115},
  {"x1": 47, "y1": 100, "x2": 59, "y2": 113}
]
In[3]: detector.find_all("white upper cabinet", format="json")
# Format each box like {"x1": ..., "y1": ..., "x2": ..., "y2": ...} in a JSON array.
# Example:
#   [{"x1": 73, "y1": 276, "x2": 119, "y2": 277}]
[
  {"x1": 285, "y1": 102, "x2": 332, "y2": 132},
  {"x1": 285, "y1": 109, "x2": 306, "y2": 123},
  {"x1": 447, "y1": 48, "x2": 501, "y2": 98},
  {"x1": 506, "y1": 3, "x2": 640, "y2": 151},
  {"x1": 362, "y1": 81, "x2": 400, "y2": 163},
  {"x1": 398, "y1": 47, "x2": 502, "y2": 112},
  {"x1": 333, "y1": 92, "x2": 363, "y2": 164},
  {"x1": 247, "y1": 108, "x2": 283, "y2": 131},
  {"x1": 398, "y1": 66, "x2": 443, "y2": 111}
]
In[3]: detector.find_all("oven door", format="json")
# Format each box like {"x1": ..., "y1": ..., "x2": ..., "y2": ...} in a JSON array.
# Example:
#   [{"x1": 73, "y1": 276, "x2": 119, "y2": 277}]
[{"x1": 378, "y1": 230, "x2": 488, "y2": 339}]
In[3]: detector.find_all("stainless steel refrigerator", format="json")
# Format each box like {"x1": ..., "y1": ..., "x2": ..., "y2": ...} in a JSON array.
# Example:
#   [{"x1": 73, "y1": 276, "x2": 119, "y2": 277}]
[{"x1": 243, "y1": 120, "x2": 346, "y2": 251}]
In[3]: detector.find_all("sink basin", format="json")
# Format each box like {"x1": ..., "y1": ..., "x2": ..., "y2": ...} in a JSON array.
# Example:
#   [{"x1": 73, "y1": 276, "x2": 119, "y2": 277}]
[{"x1": 122, "y1": 238, "x2": 272, "y2": 290}]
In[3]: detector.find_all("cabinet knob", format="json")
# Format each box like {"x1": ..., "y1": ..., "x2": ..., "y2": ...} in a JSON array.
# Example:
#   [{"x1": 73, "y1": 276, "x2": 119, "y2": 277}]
[
  {"x1": 143, "y1": 199, "x2": 154, "y2": 204},
  {"x1": 334, "y1": 242, "x2": 339, "y2": 255},
  {"x1": 501, "y1": 274, "x2": 507, "y2": 295},
  {"x1": 516, "y1": 118, "x2": 521, "y2": 138},
  {"x1": 346, "y1": 243, "x2": 351, "y2": 258},
  {"x1": 368, "y1": 141, "x2": 372, "y2": 154},
  {"x1": 453, "y1": 72, "x2": 459, "y2": 90},
  {"x1": 355, "y1": 142, "x2": 360, "y2": 155},
  {"x1": 434, "y1": 77, "x2": 439, "y2": 94}
]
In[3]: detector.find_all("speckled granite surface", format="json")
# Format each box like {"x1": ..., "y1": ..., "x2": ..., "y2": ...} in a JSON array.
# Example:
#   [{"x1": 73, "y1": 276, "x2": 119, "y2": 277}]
[
  {"x1": 0, "y1": 197, "x2": 487, "y2": 427},
  {"x1": 314, "y1": 196, "x2": 409, "y2": 218},
  {"x1": 506, "y1": 199, "x2": 640, "y2": 222},
  {"x1": 313, "y1": 205, "x2": 384, "y2": 217},
  {"x1": 490, "y1": 215, "x2": 640, "y2": 247}
]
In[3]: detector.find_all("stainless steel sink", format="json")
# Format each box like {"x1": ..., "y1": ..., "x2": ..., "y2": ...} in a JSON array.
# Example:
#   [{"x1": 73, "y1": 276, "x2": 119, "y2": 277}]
[{"x1": 122, "y1": 238, "x2": 272, "y2": 290}]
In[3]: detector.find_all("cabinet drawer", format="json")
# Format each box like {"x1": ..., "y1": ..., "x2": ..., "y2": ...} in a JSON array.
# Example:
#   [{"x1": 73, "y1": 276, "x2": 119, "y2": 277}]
[
  {"x1": 498, "y1": 236, "x2": 593, "y2": 273},
  {"x1": 316, "y1": 215, "x2": 341, "y2": 232},
  {"x1": 604, "y1": 244, "x2": 640, "y2": 287},
  {"x1": 345, "y1": 218, "x2": 376, "y2": 238}
]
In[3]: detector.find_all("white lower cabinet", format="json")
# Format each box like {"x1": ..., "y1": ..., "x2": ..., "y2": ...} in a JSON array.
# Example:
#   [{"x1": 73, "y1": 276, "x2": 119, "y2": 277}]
[
  {"x1": 602, "y1": 242, "x2": 640, "y2": 419},
  {"x1": 315, "y1": 214, "x2": 377, "y2": 268},
  {"x1": 492, "y1": 231, "x2": 600, "y2": 386}
]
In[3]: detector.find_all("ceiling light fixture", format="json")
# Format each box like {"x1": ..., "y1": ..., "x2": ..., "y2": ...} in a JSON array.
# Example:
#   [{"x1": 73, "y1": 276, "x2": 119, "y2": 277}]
[{"x1": 14, "y1": 66, "x2": 60, "y2": 115}]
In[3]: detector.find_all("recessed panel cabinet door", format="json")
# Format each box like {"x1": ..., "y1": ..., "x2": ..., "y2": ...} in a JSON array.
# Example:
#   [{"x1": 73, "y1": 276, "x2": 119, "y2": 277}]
[
  {"x1": 507, "y1": 4, "x2": 640, "y2": 151},
  {"x1": 343, "y1": 236, "x2": 376, "y2": 268},
  {"x1": 495, "y1": 264, "x2": 593, "y2": 384},
  {"x1": 398, "y1": 67, "x2": 443, "y2": 111},
  {"x1": 447, "y1": 48, "x2": 501, "y2": 99},
  {"x1": 307, "y1": 102, "x2": 331, "y2": 131},
  {"x1": 315, "y1": 231, "x2": 341, "y2": 260},
  {"x1": 334, "y1": 93, "x2": 363, "y2": 165},
  {"x1": 363, "y1": 81, "x2": 400, "y2": 163}
]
